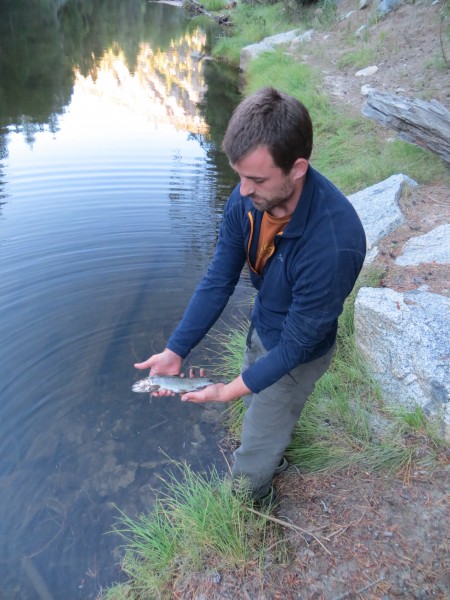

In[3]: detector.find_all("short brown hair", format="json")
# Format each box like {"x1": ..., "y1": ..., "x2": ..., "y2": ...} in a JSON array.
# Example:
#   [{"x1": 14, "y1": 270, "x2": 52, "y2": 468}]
[{"x1": 222, "y1": 87, "x2": 313, "y2": 173}]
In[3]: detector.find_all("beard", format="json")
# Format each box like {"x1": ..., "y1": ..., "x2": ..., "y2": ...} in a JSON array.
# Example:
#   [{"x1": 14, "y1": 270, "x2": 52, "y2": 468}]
[{"x1": 250, "y1": 179, "x2": 297, "y2": 213}]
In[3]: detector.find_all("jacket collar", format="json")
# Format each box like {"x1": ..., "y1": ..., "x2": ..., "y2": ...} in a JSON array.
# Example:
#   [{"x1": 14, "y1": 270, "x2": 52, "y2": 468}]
[{"x1": 282, "y1": 164, "x2": 314, "y2": 238}]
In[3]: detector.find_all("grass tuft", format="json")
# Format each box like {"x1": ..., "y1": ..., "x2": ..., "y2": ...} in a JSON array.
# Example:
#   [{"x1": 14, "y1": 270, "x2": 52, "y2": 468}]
[
  {"x1": 201, "y1": 0, "x2": 228, "y2": 11},
  {"x1": 105, "y1": 461, "x2": 281, "y2": 599}
]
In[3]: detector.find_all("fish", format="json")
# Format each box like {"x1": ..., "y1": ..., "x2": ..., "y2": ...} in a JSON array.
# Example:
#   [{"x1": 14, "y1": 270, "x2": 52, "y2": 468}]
[{"x1": 132, "y1": 374, "x2": 214, "y2": 394}]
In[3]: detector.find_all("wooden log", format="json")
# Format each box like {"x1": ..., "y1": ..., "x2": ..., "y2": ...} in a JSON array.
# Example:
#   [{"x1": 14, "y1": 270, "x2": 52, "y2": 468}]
[
  {"x1": 362, "y1": 92, "x2": 450, "y2": 164},
  {"x1": 182, "y1": 0, "x2": 232, "y2": 24}
]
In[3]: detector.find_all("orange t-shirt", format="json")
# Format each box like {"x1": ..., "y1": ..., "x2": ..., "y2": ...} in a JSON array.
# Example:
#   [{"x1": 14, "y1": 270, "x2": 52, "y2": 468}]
[{"x1": 254, "y1": 211, "x2": 291, "y2": 274}]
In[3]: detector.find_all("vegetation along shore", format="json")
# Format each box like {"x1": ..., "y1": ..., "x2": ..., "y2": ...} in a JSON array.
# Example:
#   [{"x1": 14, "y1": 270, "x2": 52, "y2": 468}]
[{"x1": 103, "y1": 1, "x2": 449, "y2": 598}]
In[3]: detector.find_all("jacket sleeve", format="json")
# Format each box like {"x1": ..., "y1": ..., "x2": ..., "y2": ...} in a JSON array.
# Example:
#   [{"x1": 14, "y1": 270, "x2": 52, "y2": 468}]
[
  {"x1": 167, "y1": 189, "x2": 247, "y2": 358},
  {"x1": 242, "y1": 233, "x2": 366, "y2": 393}
]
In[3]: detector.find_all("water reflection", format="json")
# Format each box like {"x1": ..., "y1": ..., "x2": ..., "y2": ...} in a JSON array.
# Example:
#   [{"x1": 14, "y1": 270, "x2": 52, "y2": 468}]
[
  {"x1": 76, "y1": 36, "x2": 208, "y2": 134},
  {"x1": 0, "y1": 1, "x2": 244, "y2": 598},
  {"x1": 0, "y1": 0, "x2": 239, "y2": 151}
]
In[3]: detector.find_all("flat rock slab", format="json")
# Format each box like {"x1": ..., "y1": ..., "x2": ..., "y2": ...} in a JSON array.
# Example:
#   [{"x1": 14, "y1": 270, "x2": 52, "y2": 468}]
[
  {"x1": 240, "y1": 29, "x2": 313, "y2": 71},
  {"x1": 395, "y1": 223, "x2": 450, "y2": 266}
]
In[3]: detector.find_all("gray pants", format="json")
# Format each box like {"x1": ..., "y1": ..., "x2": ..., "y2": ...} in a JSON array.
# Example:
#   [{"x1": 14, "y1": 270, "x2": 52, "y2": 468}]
[{"x1": 231, "y1": 327, "x2": 335, "y2": 499}]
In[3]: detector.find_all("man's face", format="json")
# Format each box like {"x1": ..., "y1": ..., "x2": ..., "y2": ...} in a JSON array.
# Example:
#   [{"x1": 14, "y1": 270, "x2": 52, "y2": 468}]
[{"x1": 231, "y1": 146, "x2": 304, "y2": 214}]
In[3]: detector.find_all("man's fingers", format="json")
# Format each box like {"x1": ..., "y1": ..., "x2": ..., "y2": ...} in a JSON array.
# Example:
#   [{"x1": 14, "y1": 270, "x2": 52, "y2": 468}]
[
  {"x1": 134, "y1": 360, "x2": 151, "y2": 369},
  {"x1": 188, "y1": 367, "x2": 206, "y2": 378}
]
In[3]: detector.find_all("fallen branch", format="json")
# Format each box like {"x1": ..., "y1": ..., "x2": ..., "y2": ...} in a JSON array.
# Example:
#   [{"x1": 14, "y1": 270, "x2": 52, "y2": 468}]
[
  {"x1": 245, "y1": 505, "x2": 332, "y2": 555},
  {"x1": 182, "y1": 0, "x2": 232, "y2": 25}
]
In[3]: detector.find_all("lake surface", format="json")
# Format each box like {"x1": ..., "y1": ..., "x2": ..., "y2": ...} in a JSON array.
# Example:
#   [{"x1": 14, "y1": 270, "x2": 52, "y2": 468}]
[{"x1": 0, "y1": 1, "x2": 249, "y2": 597}]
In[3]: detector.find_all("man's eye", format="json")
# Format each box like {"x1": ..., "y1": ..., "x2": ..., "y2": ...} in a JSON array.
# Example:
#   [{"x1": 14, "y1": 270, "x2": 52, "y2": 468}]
[{"x1": 253, "y1": 179, "x2": 265, "y2": 184}]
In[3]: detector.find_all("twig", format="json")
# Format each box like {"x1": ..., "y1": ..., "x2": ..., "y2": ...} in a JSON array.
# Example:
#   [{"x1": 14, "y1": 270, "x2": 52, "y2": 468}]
[
  {"x1": 330, "y1": 577, "x2": 385, "y2": 600},
  {"x1": 245, "y1": 506, "x2": 331, "y2": 555},
  {"x1": 219, "y1": 446, "x2": 233, "y2": 475},
  {"x1": 439, "y1": 11, "x2": 449, "y2": 67},
  {"x1": 326, "y1": 513, "x2": 366, "y2": 540}
]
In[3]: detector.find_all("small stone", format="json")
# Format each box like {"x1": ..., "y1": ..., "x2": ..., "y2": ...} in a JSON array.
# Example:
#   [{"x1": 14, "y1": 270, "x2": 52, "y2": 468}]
[
  {"x1": 361, "y1": 84, "x2": 376, "y2": 96},
  {"x1": 355, "y1": 25, "x2": 368, "y2": 36},
  {"x1": 355, "y1": 65, "x2": 379, "y2": 77}
]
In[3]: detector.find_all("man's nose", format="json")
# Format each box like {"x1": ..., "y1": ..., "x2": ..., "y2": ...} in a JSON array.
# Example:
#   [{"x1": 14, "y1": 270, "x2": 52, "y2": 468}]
[{"x1": 240, "y1": 177, "x2": 254, "y2": 197}]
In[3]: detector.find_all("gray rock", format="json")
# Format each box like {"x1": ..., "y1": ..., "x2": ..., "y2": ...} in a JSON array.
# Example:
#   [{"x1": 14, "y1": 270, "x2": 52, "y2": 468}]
[
  {"x1": 289, "y1": 29, "x2": 314, "y2": 49},
  {"x1": 395, "y1": 224, "x2": 450, "y2": 266},
  {"x1": 355, "y1": 65, "x2": 379, "y2": 77},
  {"x1": 348, "y1": 174, "x2": 418, "y2": 262},
  {"x1": 361, "y1": 84, "x2": 376, "y2": 96},
  {"x1": 354, "y1": 287, "x2": 450, "y2": 430},
  {"x1": 240, "y1": 30, "x2": 312, "y2": 71},
  {"x1": 376, "y1": 0, "x2": 403, "y2": 18},
  {"x1": 355, "y1": 24, "x2": 368, "y2": 37}
]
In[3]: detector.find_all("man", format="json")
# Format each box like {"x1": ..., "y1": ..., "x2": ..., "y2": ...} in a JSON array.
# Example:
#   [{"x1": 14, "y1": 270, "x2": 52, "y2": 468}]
[{"x1": 135, "y1": 87, "x2": 366, "y2": 503}]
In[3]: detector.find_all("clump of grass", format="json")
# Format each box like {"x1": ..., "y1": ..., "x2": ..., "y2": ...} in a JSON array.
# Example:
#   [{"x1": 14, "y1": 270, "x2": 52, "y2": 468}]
[
  {"x1": 216, "y1": 267, "x2": 445, "y2": 475},
  {"x1": 336, "y1": 47, "x2": 376, "y2": 70},
  {"x1": 201, "y1": 0, "x2": 228, "y2": 11},
  {"x1": 208, "y1": 316, "x2": 250, "y2": 441},
  {"x1": 105, "y1": 461, "x2": 281, "y2": 599}
]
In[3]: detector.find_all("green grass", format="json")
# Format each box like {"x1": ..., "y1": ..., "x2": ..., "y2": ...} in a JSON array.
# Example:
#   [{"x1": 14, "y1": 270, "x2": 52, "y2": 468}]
[
  {"x1": 201, "y1": 0, "x2": 228, "y2": 11},
  {"x1": 336, "y1": 47, "x2": 376, "y2": 70},
  {"x1": 105, "y1": 462, "x2": 282, "y2": 599},
  {"x1": 215, "y1": 267, "x2": 445, "y2": 476}
]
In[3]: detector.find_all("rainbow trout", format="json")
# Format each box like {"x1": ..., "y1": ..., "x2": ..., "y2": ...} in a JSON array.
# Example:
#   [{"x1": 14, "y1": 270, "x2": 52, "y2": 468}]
[{"x1": 132, "y1": 375, "x2": 214, "y2": 394}]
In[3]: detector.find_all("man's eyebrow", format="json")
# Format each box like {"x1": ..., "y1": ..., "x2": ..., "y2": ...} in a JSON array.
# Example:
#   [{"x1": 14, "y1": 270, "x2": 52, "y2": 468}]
[
  {"x1": 230, "y1": 168, "x2": 267, "y2": 182},
  {"x1": 244, "y1": 175, "x2": 267, "y2": 181}
]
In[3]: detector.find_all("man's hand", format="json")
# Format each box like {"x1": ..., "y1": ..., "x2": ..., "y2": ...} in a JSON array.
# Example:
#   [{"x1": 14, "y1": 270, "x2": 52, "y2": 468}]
[
  {"x1": 181, "y1": 375, "x2": 251, "y2": 404},
  {"x1": 134, "y1": 348, "x2": 182, "y2": 397}
]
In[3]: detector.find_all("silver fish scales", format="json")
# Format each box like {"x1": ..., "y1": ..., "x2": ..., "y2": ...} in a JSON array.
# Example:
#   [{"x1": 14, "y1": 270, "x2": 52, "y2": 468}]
[{"x1": 132, "y1": 374, "x2": 214, "y2": 394}]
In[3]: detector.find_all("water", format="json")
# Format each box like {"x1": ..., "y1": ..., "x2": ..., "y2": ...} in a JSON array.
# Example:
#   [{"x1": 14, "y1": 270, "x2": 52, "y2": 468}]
[{"x1": 0, "y1": 1, "x2": 248, "y2": 597}]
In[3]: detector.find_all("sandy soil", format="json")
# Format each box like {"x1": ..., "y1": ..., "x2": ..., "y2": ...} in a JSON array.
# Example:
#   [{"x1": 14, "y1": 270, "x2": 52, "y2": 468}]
[{"x1": 172, "y1": 2, "x2": 450, "y2": 599}]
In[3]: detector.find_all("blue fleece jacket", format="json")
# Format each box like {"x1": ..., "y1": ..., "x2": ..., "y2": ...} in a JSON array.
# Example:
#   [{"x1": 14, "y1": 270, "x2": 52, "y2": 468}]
[{"x1": 167, "y1": 166, "x2": 366, "y2": 393}]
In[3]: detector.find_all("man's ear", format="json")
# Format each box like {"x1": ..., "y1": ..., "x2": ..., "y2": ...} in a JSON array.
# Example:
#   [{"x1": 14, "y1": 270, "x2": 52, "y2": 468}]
[{"x1": 291, "y1": 158, "x2": 309, "y2": 181}]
